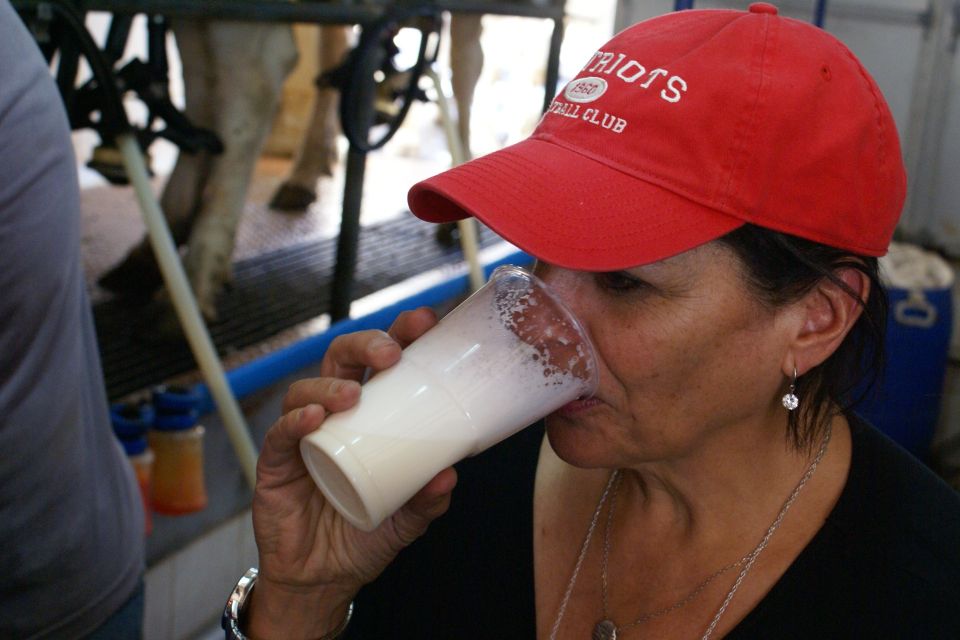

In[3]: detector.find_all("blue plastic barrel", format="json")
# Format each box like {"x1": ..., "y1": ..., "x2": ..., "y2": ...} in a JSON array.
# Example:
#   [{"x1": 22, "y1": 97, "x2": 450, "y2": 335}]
[{"x1": 857, "y1": 282, "x2": 953, "y2": 459}]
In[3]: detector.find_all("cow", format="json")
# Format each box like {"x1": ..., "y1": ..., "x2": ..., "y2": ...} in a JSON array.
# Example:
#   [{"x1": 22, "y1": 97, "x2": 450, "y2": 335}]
[
  {"x1": 98, "y1": 15, "x2": 484, "y2": 324},
  {"x1": 98, "y1": 19, "x2": 295, "y2": 320},
  {"x1": 269, "y1": 15, "x2": 483, "y2": 212}
]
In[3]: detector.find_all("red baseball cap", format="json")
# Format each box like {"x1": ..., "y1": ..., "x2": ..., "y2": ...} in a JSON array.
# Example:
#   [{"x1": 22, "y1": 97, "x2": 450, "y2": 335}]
[{"x1": 408, "y1": 3, "x2": 907, "y2": 270}]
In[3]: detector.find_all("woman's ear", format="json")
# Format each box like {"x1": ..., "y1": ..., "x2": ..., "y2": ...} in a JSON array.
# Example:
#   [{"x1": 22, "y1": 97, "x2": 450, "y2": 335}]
[{"x1": 785, "y1": 268, "x2": 870, "y2": 376}]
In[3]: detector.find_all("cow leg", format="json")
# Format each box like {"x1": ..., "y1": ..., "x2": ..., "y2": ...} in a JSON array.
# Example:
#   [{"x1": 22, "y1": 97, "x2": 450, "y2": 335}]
[
  {"x1": 449, "y1": 13, "x2": 483, "y2": 161},
  {"x1": 181, "y1": 21, "x2": 297, "y2": 319},
  {"x1": 98, "y1": 19, "x2": 216, "y2": 298},
  {"x1": 269, "y1": 24, "x2": 351, "y2": 212},
  {"x1": 434, "y1": 13, "x2": 483, "y2": 247},
  {"x1": 158, "y1": 19, "x2": 219, "y2": 241}
]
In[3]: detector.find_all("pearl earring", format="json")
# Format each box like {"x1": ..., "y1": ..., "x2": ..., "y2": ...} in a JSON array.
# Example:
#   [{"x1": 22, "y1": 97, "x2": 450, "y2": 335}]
[{"x1": 782, "y1": 367, "x2": 799, "y2": 411}]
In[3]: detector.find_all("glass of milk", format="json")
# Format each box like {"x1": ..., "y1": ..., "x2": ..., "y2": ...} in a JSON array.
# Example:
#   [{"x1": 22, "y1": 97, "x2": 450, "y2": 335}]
[{"x1": 300, "y1": 265, "x2": 598, "y2": 531}]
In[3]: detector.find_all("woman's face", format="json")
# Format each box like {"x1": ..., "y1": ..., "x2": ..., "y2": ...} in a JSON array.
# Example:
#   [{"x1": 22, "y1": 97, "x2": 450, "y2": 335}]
[{"x1": 536, "y1": 242, "x2": 797, "y2": 468}]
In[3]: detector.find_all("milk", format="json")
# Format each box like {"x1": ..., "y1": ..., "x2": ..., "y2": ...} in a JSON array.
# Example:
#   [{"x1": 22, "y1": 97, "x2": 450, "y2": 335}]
[{"x1": 300, "y1": 265, "x2": 597, "y2": 531}]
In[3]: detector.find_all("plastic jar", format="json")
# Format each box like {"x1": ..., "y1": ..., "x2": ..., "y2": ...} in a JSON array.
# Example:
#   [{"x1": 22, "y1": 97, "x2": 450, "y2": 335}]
[
  {"x1": 149, "y1": 407, "x2": 208, "y2": 515},
  {"x1": 121, "y1": 436, "x2": 155, "y2": 536},
  {"x1": 153, "y1": 384, "x2": 202, "y2": 414}
]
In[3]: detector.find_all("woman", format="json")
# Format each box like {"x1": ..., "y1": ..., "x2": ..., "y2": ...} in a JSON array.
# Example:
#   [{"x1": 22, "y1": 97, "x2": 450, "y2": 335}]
[{"x1": 225, "y1": 5, "x2": 960, "y2": 639}]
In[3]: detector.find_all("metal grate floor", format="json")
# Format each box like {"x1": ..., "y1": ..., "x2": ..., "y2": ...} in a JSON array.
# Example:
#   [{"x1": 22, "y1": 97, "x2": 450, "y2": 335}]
[{"x1": 93, "y1": 215, "x2": 503, "y2": 400}]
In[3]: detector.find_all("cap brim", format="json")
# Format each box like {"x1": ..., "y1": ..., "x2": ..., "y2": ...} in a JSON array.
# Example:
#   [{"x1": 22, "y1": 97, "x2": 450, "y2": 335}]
[{"x1": 408, "y1": 137, "x2": 745, "y2": 271}]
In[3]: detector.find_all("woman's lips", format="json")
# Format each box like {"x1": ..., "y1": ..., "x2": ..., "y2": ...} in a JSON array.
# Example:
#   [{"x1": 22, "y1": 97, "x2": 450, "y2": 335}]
[{"x1": 557, "y1": 396, "x2": 602, "y2": 416}]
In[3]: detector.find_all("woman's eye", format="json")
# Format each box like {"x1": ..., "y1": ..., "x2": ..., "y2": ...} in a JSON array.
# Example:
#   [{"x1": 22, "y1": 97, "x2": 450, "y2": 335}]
[{"x1": 595, "y1": 271, "x2": 648, "y2": 294}]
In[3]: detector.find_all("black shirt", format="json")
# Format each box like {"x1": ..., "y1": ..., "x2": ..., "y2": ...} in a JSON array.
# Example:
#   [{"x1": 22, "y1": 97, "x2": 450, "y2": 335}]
[{"x1": 346, "y1": 416, "x2": 960, "y2": 638}]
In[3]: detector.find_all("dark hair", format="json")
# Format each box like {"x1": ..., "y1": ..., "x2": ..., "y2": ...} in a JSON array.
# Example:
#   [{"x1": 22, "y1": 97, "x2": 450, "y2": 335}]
[{"x1": 716, "y1": 224, "x2": 887, "y2": 450}]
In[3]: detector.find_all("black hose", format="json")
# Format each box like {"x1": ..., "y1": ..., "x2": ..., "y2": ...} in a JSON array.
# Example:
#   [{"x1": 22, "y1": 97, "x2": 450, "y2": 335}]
[
  {"x1": 338, "y1": 3, "x2": 442, "y2": 153},
  {"x1": 37, "y1": 0, "x2": 131, "y2": 136}
]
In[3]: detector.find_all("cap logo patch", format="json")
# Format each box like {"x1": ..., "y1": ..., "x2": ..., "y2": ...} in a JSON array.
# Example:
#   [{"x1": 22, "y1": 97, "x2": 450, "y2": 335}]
[{"x1": 564, "y1": 77, "x2": 608, "y2": 103}]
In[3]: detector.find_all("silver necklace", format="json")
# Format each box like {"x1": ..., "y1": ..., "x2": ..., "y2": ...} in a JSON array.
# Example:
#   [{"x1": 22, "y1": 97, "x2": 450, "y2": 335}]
[
  {"x1": 598, "y1": 472, "x2": 750, "y2": 634},
  {"x1": 549, "y1": 424, "x2": 832, "y2": 640}
]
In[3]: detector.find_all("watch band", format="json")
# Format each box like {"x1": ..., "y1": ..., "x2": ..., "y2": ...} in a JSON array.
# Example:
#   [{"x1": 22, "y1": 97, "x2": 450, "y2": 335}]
[{"x1": 222, "y1": 567, "x2": 354, "y2": 640}]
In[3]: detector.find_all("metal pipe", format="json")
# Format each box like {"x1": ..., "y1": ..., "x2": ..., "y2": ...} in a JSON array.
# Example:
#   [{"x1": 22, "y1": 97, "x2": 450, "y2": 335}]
[
  {"x1": 541, "y1": 14, "x2": 565, "y2": 113},
  {"x1": 330, "y1": 145, "x2": 368, "y2": 321},
  {"x1": 13, "y1": 0, "x2": 564, "y2": 23},
  {"x1": 116, "y1": 133, "x2": 259, "y2": 488},
  {"x1": 682, "y1": 0, "x2": 927, "y2": 26},
  {"x1": 329, "y1": 19, "x2": 384, "y2": 321},
  {"x1": 813, "y1": 0, "x2": 827, "y2": 27},
  {"x1": 75, "y1": 0, "x2": 380, "y2": 23},
  {"x1": 812, "y1": 1, "x2": 927, "y2": 26},
  {"x1": 755, "y1": 0, "x2": 926, "y2": 26}
]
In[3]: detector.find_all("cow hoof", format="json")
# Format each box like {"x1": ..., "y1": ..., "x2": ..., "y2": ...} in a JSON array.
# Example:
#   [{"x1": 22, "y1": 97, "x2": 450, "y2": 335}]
[
  {"x1": 134, "y1": 297, "x2": 188, "y2": 346},
  {"x1": 135, "y1": 289, "x2": 221, "y2": 346},
  {"x1": 98, "y1": 253, "x2": 164, "y2": 301},
  {"x1": 269, "y1": 183, "x2": 316, "y2": 212}
]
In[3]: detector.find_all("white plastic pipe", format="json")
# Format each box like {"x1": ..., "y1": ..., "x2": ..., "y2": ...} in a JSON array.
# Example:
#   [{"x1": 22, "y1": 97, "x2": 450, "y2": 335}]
[
  {"x1": 424, "y1": 66, "x2": 485, "y2": 293},
  {"x1": 117, "y1": 133, "x2": 259, "y2": 488}
]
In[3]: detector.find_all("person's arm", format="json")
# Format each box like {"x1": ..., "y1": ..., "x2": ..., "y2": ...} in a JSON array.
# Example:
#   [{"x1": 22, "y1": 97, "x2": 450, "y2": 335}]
[{"x1": 239, "y1": 307, "x2": 457, "y2": 637}]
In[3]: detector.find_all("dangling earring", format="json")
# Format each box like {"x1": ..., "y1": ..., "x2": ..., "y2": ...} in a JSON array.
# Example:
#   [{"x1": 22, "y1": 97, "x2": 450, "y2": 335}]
[{"x1": 782, "y1": 367, "x2": 799, "y2": 411}]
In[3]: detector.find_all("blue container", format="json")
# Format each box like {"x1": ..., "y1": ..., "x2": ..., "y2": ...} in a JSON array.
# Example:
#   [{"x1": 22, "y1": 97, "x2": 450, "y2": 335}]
[
  {"x1": 119, "y1": 434, "x2": 149, "y2": 457},
  {"x1": 152, "y1": 385, "x2": 202, "y2": 414},
  {"x1": 110, "y1": 402, "x2": 155, "y2": 440},
  {"x1": 857, "y1": 285, "x2": 953, "y2": 459}
]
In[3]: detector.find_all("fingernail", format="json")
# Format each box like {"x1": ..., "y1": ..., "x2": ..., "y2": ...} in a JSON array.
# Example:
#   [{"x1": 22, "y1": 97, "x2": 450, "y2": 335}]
[
  {"x1": 330, "y1": 379, "x2": 359, "y2": 395},
  {"x1": 370, "y1": 335, "x2": 397, "y2": 352}
]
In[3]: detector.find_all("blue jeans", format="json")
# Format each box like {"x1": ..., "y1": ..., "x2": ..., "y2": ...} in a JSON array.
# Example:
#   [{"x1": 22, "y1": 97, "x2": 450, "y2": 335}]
[{"x1": 84, "y1": 580, "x2": 145, "y2": 640}]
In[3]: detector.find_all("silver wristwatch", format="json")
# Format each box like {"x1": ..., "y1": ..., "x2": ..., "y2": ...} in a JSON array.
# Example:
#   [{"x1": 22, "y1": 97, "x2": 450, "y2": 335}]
[
  {"x1": 222, "y1": 567, "x2": 354, "y2": 640},
  {"x1": 223, "y1": 567, "x2": 259, "y2": 640}
]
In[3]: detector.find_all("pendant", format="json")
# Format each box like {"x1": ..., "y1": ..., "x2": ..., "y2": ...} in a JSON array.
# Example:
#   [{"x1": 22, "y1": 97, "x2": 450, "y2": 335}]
[{"x1": 593, "y1": 620, "x2": 618, "y2": 640}]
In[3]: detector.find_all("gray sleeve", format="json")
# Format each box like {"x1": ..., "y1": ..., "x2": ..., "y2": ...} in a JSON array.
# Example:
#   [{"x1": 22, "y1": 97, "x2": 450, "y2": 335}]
[{"x1": 0, "y1": 3, "x2": 145, "y2": 637}]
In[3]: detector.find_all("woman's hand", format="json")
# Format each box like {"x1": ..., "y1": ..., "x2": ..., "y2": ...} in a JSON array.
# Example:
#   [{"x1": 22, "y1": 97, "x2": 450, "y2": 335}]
[{"x1": 246, "y1": 307, "x2": 458, "y2": 638}]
